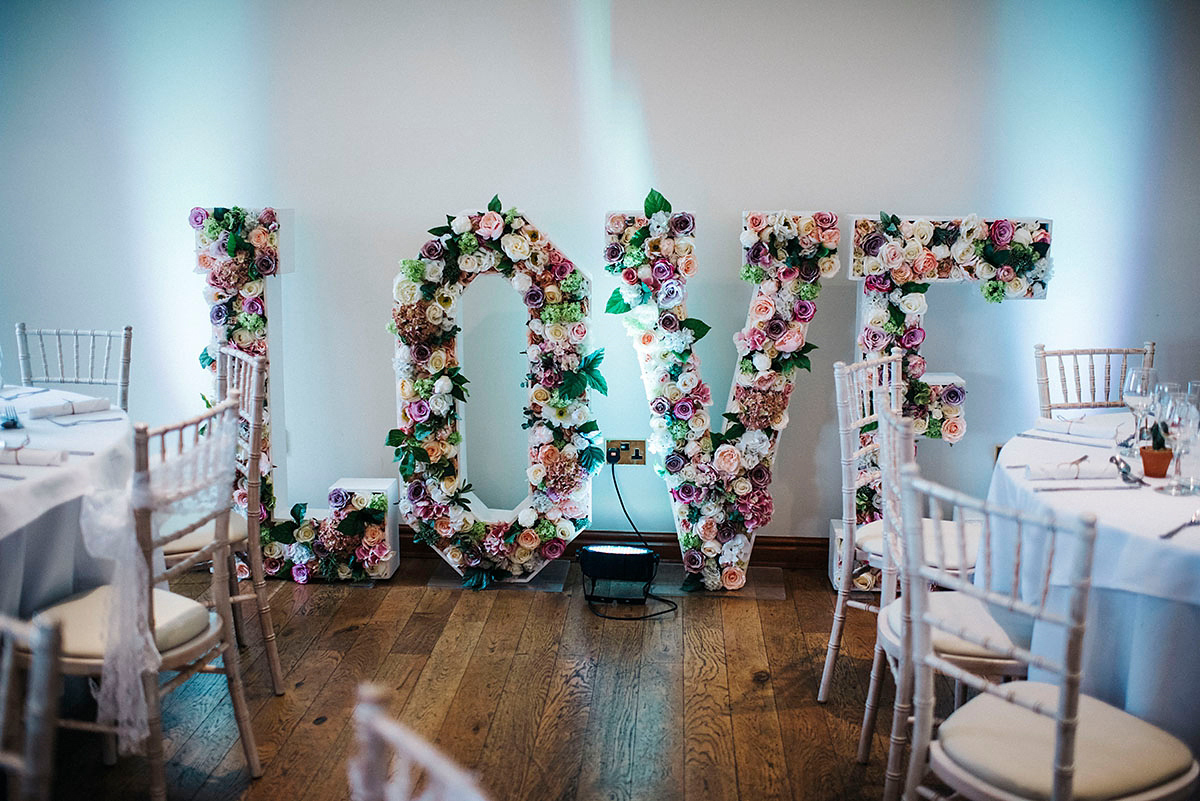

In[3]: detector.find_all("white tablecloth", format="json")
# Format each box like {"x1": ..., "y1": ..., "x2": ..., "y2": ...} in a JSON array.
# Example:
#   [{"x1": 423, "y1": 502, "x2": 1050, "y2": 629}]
[
  {"x1": 988, "y1": 412, "x2": 1200, "y2": 757},
  {"x1": 0, "y1": 387, "x2": 132, "y2": 616}
]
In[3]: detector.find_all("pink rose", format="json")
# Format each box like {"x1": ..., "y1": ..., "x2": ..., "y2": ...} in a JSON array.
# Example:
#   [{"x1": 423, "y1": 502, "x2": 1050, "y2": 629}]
[
  {"x1": 879, "y1": 241, "x2": 904, "y2": 270},
  {"x1": 477, "y1": 211, "x2": 505, "y2": 240},
  {"x1": 697, "y1": 518, "x2": 718, "y2": 541},
  {"x1": 721, "y1": 566, "x2": 746, "y2": 590},
  {"x1": 989, "y1": 219, "x2": 1015, "y2": 248},
  {"x1": 606, "y1": 213, "x2": 628, "y2": 235},
  {"x1": 746, "y1": 212, "x2": 768, "y2": 232},
  {"x1": 749, "y1": 294, "x2": 775, "y2": 322},
  {"x1": 996, "y1": 265, "x2": 1015, "y2": 282},
  {"x1": 813, "y1": 211, "x2": 837, "y2": 229},
  {"x1": 712, "y1": 444, "x2": 742, "y2": 475},
  {"x1": 541, "y1": 538, "x2": 567, "y2": 560},
  {"x1": 941, "y1": 417, "x2": 965, "y2": 443},
  {"x1": 819, "y1": 227, "x2": 840, "y2": 248},
  {"x1": 914, "y1": 249, "x2": 938, "y2": 278},
  {"x1": 778, "y1": 265, "x2": 799, "y2": 281},
  {"x1": 775, "y1": 326, "x2": 806, "y2": 353}
]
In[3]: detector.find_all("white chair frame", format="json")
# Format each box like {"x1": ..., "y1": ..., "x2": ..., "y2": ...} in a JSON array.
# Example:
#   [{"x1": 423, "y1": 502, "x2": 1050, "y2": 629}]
[
  {"x1": 0, "y1": 614, "x2": 60, "y2": 801},
  {"x1": 351, "y1": 684, "x2": 490, "y2": 801},
  {"x1": 899, "y1": 465, "x2": 1198, "y2": 801},
  {"x1": 819, "y1": 351, "x2": 905, "y2": 705},
  {"x1": 163, "y1": 346, "x2": 284, "y2": 695},
  {"x1": 1034, "y1": 341, "x2": 1155, "y2": 418},
  {"x1": 14, "y1": 323, "x2": 133, "y2": 411}
]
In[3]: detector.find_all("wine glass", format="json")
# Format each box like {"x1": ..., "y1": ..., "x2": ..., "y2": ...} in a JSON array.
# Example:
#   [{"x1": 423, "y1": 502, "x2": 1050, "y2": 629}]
[
  {"x1": 1157, "y1": 394, "x2": 1200, "y2": 496},
  {"x1": 1187, "y1": 380, "x2": 1200, "y2": 405},
  {"x1": 1123, "y1": 366, "x2": 1158, "y2": 454}
]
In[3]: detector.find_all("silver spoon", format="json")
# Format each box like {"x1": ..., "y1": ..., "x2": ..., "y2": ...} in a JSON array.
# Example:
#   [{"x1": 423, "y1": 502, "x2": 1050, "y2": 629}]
[{"x1": 1161, "y1": 510, "x2": 1200, "y2": 540}]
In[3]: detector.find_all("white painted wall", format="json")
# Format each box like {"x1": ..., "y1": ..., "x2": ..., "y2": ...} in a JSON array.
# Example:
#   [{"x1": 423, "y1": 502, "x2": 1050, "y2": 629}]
[{"x1": 2, "y1": 0, "x2": 1198, "y2": 540}]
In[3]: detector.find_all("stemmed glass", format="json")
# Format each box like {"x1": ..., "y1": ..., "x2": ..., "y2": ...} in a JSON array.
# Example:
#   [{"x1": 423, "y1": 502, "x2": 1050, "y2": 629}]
[
  {"x1": 1122, "y1": 366, "x2": 1158, "y2": 455},
  {"x1": 1156, "y1": 394, "x2": 1200, "y2": 496}
]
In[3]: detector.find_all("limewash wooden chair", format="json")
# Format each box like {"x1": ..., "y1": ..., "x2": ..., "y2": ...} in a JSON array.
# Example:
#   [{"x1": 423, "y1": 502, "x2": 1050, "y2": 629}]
[
  {"x1": 1034, "y1": 342, "x2": 1155, "y2": 419},
  {"x1": 0, "y1": 614, "x2": 61, "y2": 801},
  {"x1": 162, "y1": 346, "x2": 284, "y2": 695},
  {"x1": 15, "y1": 323, "x2": 133, "y2": 411},
  {"x1": 899, "y1": 465, "x2": 1198, "y2": 801},
  {"x1": 350, "y1": 684, "x2": 491, "y2": 801},
  {"x1": 27, "y1": 396, "x2": 262, "y2": 801}
]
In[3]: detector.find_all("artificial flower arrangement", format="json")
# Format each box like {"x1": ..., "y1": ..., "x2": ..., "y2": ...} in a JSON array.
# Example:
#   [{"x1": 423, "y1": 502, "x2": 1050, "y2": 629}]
[
  {"x1": 604, "y1": 190, "x2": 840, "y2": 591},
  {"x1": 190, "y1": 206, "x2": 279, "y2": 520},
  {"x1": 388, "y1": 196, "x2": 607, "y2": 590},
  {"x1": 260, "y1": 488, "x2": 393, "y2": 583}
]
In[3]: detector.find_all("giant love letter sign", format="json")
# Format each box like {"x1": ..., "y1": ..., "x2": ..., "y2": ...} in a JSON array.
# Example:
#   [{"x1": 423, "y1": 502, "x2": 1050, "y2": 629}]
[
  {"x1": 852, "y1": 213, "x2": 1052, "y2": 441},
  {"x1": 605, "y1": 190, "x2": 840, "y2": 591},
  {"x1": 390, "y1": 197, "x2": 607, "y2": 590}
]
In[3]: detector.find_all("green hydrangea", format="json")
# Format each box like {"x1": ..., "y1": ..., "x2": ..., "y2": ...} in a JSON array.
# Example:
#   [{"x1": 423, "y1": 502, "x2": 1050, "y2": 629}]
[
  {"x1": 541, "y1": 302, "x2": 584, "y2": 324},
  {"x1": 740, "y1": 358, "x2": 756, "y2": 374},
  {"x1": 536, "y1": 519, "x2": 557, "y2": 541},
  {"x1": 680, "y1": 533, "x2": 701, "y2": 551},
  {"x1": 559, "y1": 271, "x2": 585, "y2": 296},
  {"x1": 982, "y1": 280, "x2": 1007, "y2": 303},
  {"x1": 883, "y1": 319, "x2": 904, "y2": 337},
  {"x1": 447, "y1": 431, "x2": 462, "y2": 445},
  {"x1": 926, "y1": 417, "x2": 943, "y2": 439},
  {"x1": 797, "y1": 282, "x2": 821, "y2": 301},
  {"x1": 236, "y1": 312, "x2": 265, "y2": 332},
  {"x1": 621, "y1": 247, "x2": 647, "y2": 269},
  {"x1": 368, "y1": 493, "x2": 388, "y2": 512},
  {"x1": 668, "y1": 420, "x2": 690, "y2": 441},
  {"x1": 414, "y1": 378, "x2": 434, "y2": 398},
  {"x1": 458, "y1": 232, "x2": 479, "y2": 254},
  {"x1": 386, "y1": 320, "x2": 399, "y2": 336},
  {"x1": 740, "y1": 263, "x2": 767, "y2": 284},
  {"x1": 400, "y1": 259, "x2": 425, "y2": 282},
  {"x1": 202, "y1": 217, "x2": 223, "y2": 240},
  {"x1": 910, "y1": 380, "x2": 932, "y2": 406},
  {"x1": 468, "y1": 521, "x2": 487, "y2": 539}
]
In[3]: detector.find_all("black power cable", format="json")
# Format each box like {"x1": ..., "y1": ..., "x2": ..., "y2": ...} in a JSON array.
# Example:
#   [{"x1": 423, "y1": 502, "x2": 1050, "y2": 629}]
[{"x1": 583, "y1": 463, "x2": 678, "y2": 621}]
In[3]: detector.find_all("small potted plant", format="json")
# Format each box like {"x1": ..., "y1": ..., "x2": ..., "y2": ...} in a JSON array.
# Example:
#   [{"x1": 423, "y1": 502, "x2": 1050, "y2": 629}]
[{"x1": 1141, "y1": 421, "x2": 1174, "y2": 478}]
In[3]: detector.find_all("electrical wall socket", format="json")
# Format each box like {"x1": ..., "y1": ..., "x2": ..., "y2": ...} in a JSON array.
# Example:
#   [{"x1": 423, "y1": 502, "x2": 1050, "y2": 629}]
[{"x1": 606, "y1": 439, "x2": 647, "y2": 465}]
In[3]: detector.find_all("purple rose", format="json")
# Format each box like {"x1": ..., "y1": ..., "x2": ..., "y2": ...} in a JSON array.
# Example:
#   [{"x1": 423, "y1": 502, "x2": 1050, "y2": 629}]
[
  {"x1": 255, "y1": 251, "x2": 277, "y2": 276},
  {"x1": 540, "y1": 538, "x2": 567, "y2": 560},
  {"x1": 650, "y1": 396, "x2": 671, "y2": 416},
  {"x1": 258, "y1": 207, "x2": 277, "y2": 227},
  {"x1": 420, "y1": 239, "x2": 445, "y2": 260},
  {"x1": 552, "y1": 260, "x2": 574, "y2": 280},
  {"x1": 291, "y1": 563, "x2": 310, "y2": 584},
  {"x1": 463, "y1": 547, "x2": 482, "y2": 568},
  {"x1": 189, "y1": 207, "x2": 209, "y2": 229},
  {"x1": 764, "y1": 318, "x2": 787, "y2": 340},
  {"x1": 410, "y1": 344, "x2": 431, "y2": 363},
  {"x1": 673, "y1": 398, "x2": 695, "y2": 420},
  {"x1": 749, "y1": 463, "x2": 771, "y2": 488},
  {"x1": 651, "y1": 259, "x2": 673, "y2": 282},
  {"x1": 715, "y1": 523, "x2": 737, "y2": 544},
  {"x1": 328, "y1": 488, "x2": 351, "y2": 510},
  {"x1": 659, "y1": 312, "x2": 680, "y2": 332},
  {"x1": 675, "y1": 482, "x2": 699, "y2": 503},
  {"x1": 861, "y1": 231, "x2": 887, "y2": 257},
  {"x1": 209, "y1": 304, "x2": 228, "y2": 325},
  {"x1": 900, "y1": 327, "x2": 926, "y2": 349},
  {"x1": 540, "y1": 365, "x2": 562, "y2": 389},
  {"x1": 242, "y1": 296, "x2": 265, "y2": 316},
  {"x1": 208, "y1": 233, "x2": 229, "y2": 259},
  {"x1": 406, "y1": 481, "x2": 427, "y2": 503},
  {"x1": 664, "y1": 452, "x2": 686, "y2": 474},
  {"x1": 524, "y1": 286, "x2": 545, "y2": 309},
  {"x1": 408, "y1": 400, "x2": 431, "y2": 423},
  {"x1": 668, "y1": 212, "x2": 695, "y2": 236},
  {"x1": 942, "y1": 385, "x2": 966, "y2": 406},
  {"x1": 683, "y1": 548, "x2": 705, "y2": 573},
  {"x1": 858, "y1": 325, "x2": 892, "y2": 353},
  {"x1": 906, "y1": 354, "x2": 927, "y2": 379},
  {"x1": 604, "y1": 242, "x2": 625, "y2": 264},
  {"x1": 657, "y1": 279, "x2": 685, "y2": 308},
  {"x1": 311, "y1": 540, "x2": 330, "y2": 559},
  {"x1": 793, "y1": 300, "x2": 816, "y2": 322},
  {"x1": 747, "y1": 241, "x2": 771, "y2": 266},
  {"x1": 797, "y1": 260, "x2": 819, "y2": 283},
  {"x1": 864, "y1": 274, "x2": 893, "y2": 293},
  {"x1": 989, "y1": 219, "x2": 1015, "y2": 249}
]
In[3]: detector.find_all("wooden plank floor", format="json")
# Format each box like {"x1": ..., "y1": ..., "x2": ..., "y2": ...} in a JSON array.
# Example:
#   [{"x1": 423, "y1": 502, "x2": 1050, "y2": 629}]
[{"x1": 49, "y1": 561, "x2": 948, "y2": 801}]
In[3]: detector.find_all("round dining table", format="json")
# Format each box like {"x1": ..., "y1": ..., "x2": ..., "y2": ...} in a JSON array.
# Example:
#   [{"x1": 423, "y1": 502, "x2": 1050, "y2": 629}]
[
  {"x1": 0, "y1": 386, "x2": 132, "y2": 618},
  {"x1": 988, "y1": 411, "x2": 1200, "y2": 758}
]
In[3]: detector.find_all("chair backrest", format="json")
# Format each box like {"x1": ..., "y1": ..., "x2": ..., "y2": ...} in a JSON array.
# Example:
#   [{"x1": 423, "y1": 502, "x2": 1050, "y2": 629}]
[
  {"x1": 216, "y1": 346, "x2": 267, "y2": 531},
  {"x1": 15, "y1": 323, "x2": 133, "y2": 411},
  {"x1": 899, "y1": 464, "x2": 1097, "y2": 801},
  {"x1": 874, "y1": 394, "x2": 915, "y2": 605},
  {"x1": 132, "y1": 395, "x2": 241, "y2": 628},
  {"x1": 350, "y1": 684, "x2": 490, "y2": 801},
  {"x1": 1034, "y1": 341, "x2": 1155, "y2": 418},
  {"x1": 0, "y1": 614, "x2": 61, "y2": 801}
]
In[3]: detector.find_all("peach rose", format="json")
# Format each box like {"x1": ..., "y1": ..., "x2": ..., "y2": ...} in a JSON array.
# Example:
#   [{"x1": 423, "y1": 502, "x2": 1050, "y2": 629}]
[
  {"x1": 749, "y1": 294, "x2": 775, "y2": 322},
  {"x1": 248, "y1": 227, "x2": 270, "y2": 248},
  {"x1": 517, "y1": 528, "x2": 541, "y2": 549},
  {"x1": 606, "y1": 213, "x2": 628, "y2": 235},
  {"x1": 914, "y1": 249, "x2": 938, "y2": 278},
  {"x1": 477, "y1": 211, "x2": 505, "y2": 240},
  {"x1": 435, "y1": 518, "x2": 455, "y2": 538},
  {"x1": 819, "y1": 227, "x2": 840, "y2": 248},
  {"x1": 639, "y1": 331, "x2": 656, "y2": 347},
  {"x1": 746, "y1": 212, "x2": 767, "y2": 232},
  {"x1": 941, "y1": 417, "x2": 965, "y2": 443},
  {"x1": 678, "y1": 254, "x2": 697, "y2": 277},
  {"x1": 775, "y1": 325, "x2": 806, "y2": 353},
  {"x1": 712, "y1": 444, "x2": 742, "y2": 475},
  {"x1": 538, "y1": 444, "x2": 560, "y2": 465},
  {"x1": 721, "y1": 566, "x2": 746, "y2": 590},
  {"x1": 697, "y1": 518, "x2": 718, "y2": 541},
  {"x1": 891, "y1": 263, "x2": 914, "y2": 284}
]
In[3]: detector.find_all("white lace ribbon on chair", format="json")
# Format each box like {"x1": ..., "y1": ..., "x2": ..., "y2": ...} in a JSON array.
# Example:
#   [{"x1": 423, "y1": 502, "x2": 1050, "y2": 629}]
[{"x1": 80, "y1": 418, "x2": 235, "y2": 754}]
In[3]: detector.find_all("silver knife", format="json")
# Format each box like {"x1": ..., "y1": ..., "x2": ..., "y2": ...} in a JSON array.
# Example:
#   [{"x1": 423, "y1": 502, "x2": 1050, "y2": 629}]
[
  {"x1": 1017, "y1": 433, "x2": 1113, "y2": 449},
  {"x1": 1033, "y1": 484, "x2": 1139, "y2": 492}
]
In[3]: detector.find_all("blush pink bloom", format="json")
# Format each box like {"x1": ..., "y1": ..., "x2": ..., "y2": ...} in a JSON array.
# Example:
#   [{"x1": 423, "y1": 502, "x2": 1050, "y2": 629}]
[
  {"x1": 712, "y1": 444, "x2": 742, "y2": 475},
  {"x1": 775, "y1": 326, "x2": 806, "y2": 353},
  {"x1": 721, "y1": 566, "x2": 747, "y2": 590},
  {"x1": 476, "y1": 211, "x2": 505, "y2": 240}
]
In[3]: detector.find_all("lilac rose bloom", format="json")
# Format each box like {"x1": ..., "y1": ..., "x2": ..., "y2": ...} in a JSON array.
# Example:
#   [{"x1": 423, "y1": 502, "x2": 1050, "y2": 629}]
[
  {"x1": 242, "y1": 296, "x2": 265, "y2": 316},
  {"x1": 410, "y1": 343, "x2": 431, "y2": 363},
  {"x1": 258, "y1": 207, "x2": 277, "y2": 227},
  {"x1": 858, "y1": 325, "x2": 892, "y2": 353},
  {"x1": 650, "y1": 396, "x2": 671, "y2": 416},
  {"x1": 942, "y1": 385, "x2": 967, "y2": 406},
  {"x1": 748, "y1": 463, "x2": 771, "y2": 488},
  {"x1": 747, "y1": 241, "x2": 771, "y2": 266},
  {"x1": 604, "y1": 242, "x2": 625, "y2": 264},
  {"x1": 463, "y1": 547, "x2": 483, "y2": 567},
  {"x1": 682, "y1": 548, "x2": 705, "y2": 573},
  {"x1": 255, "y1": 251, "x2": 277, "y2": 276},
  {"x1": 864, "y1": 274, "x2": 893, "y2": 293},
  {"x1": 406, "y1": 481, "x2": 427, "y2": 503},
  {"x1": 657, "y1": 279, "x2": 686, "y2": 308},
  {"x1": 209, "y1": 304, "x2": 228, "y2": 325},
  {"x1": 900, "y1": 327, "x2": 926, "y2": 349},
  {"x1": 420, "y1": 239, "x2": 445, "y2": 261},
  {"x1": 715, "y1": 524, "x2": 737, "y2": 544},
  {"x1": 291, "y1": 563, "x2": 310, "y2": 584},
  {"x1": 861, "y1": 230, "x2": 887, "y2": 257},
  {"x1": 540, "y1": 538, "x2": 567, "y2": 560},
  {"x1": 328, "y1": 488, "x2": 351, "y2": 510},
  {"x1": 651, "y1": 259, "x2": 673, "y2": 282},
  {"x1": 659, "y1": 312, "x2": 681, "y2": 332},
  {"x1": 524, "y1": 286, "x2": 545, "y2": 309},
  {"x1": 672, "y1": 398, "x2": 695, "y2": 420},
  {"x1": 408, "y1": 399, "x2": 431, "y2": 423},
  {"x1": 793, "y1": 300, "x2": 817, "y2": 322},
  {"x1": 675, "y1": 482, "x2": 699, "y2": 503},
  {"x1": 797, "y1": 260, "x2": 819, "y2": 283},
  {"x1": 764, "y1": 318, "x2": 787, "y2": 340},
  {"x1": 189, "y1": 207, "x2": 209, "y2": 229},
  {"x1": 668, "y1": 212, "x2": 695, "y2": 236},
  {"x1": 990, "y1": 219, "x2": 1015, "y2": 249},
  {"x1": 663, "y1": 452, "x2": 686, "y2": 474}
]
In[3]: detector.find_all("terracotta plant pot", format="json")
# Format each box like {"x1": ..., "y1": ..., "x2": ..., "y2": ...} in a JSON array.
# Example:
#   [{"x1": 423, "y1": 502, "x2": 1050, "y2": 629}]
[{"x1": 1140, "y1": 446, "x2": 1174, "y2": 479}]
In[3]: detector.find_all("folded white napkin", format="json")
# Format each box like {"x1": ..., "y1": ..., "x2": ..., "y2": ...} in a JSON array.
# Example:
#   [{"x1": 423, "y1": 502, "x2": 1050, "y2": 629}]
[
  {"x1": 1025, "y1": 461, "x2": 1117, "y2": 480},
  {"x1": 1035, "y1": 417, "x2": 1123, "y2": 441},
  {"x1": 27, "y1": 397, "x2": 110, "y2": 419},
  {"x1": 0, "y1": 448, "x2": 67, "y2": 466}
]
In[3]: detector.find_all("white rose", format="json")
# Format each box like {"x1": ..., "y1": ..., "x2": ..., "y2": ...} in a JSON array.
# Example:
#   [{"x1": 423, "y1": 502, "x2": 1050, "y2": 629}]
[
  {"x1": 501, "y1": 233, "x2": 532, "y2": 262},
  {"x1": 424, "y1": 261, "x2": 443, "y2": 282},
  {"x1": 457, "y1": 252, "x2": 482, "y2": 273},
  {"x1": 556, "y1": 520, "x2": 574, "y2": 539},
  {"x1": 518, "y1": 507, "x2": 537, "y2": 528},
  {"x1": 930, "y1": 244, "x2": 949, "y2": 261},
  {"x1": 513, "y1": 271, "x2": 534, "y2": 293},
  {"x1": 701, "y1": 540, "x2": 721, "y2": 557},
  {"x1": 977, "y1": 261, "x2": 997, "y2": 279},
  {"x1": 240, "y1": 279, "x2": 264, "y2": 298},
  {"x1": 752, "y1": 352, "x2": 772, "y2": 372},
  {"x1": 1006, "y1": 276, "x2": 1030, "y2": 297},
  {"x1": 1012, "y1": 226, "x2": 1033, "y2": 246},
  {"x1": 902, "y1": 240, "x2": 921, "y2": 262},
  {"x1": 429, "y1": 394, "x2": 451, "y2": 416},
  {"x1": 950, "y1": 238, "x2": 977, "y2": 266},
  {"x1": 739, "y1": 228, "x2": 759, "y2": 248},
  {"x1": 451, "y1": 214, "x2": 473, "y2": 234},
  {"x1": 862, "y1": 255, "x2": 884, "y2": 276},
  {"x1": 866, "y1": 308, "x2": 889, "y2": 329},
  {"x1": 231, "y1": 328, "x2": 253, "y2": 347},
  {"x1": 912, "y1": 219, "x2": 934, "y2": 246},
  {"x1": 425, "y1": 303, "x2": 444, "y2": 324},
  {"x1": 527, "y1": 464, "x2": 546, "y2": 485},
  {"x1": 818, "y1": 256, "x2": 839, "y2": 277},
  {"x1": 434, "y1": 376, "x2": 453, "y2": 395},
  {"x1": 897, "y1": 293, "x2": 928, "y2": 316}
]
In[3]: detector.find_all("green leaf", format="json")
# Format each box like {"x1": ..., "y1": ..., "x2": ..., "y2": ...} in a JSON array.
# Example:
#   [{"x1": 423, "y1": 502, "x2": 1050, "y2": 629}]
[
  {"x1": 1032, "y1": 240, "x2": 1050, "y2": 259},
  {"x1": 487, "y1": 195, "x2": 502, "y2": 213},
  {"x1": 681, "y1": 572, "x2": 707, "y2": 593},
  {"x1": 198, "y1": 347, "x2": 215, "y2": 370},
  {"x1": 577, "y1": 419, "x2": 600, "y2": 435},
  {"x1": 722, "y1": 413, "x2": 741, "y2": 425},
  {"x1": 427, "y1": 225, "x2": 452, "y2": 236},
  {"x1": 290, "y1": 503, "x2": 307, "y2": 525},
  {"x1": 581, "y1": 349, "x2": 605, "y2": 371},
  {"x1": 860, "y1": 420, "x2": 879, "y2": 434},
  {"x1": 644, "y1": 188, "x2": 671, "y2": 218},
  {"x1": 900, "y1": 282, "x2": 930, "y2": 294},
  {"x1": 584, "y1": 370, "x2": 608, "y2": 397},
  {"x1": 680, "y1": 318, "x2": 711, "y2": 343},
  {"x1": 799, "y1": 342, "x2": 819, "y2": 356},
  {"x1": 605, "y1": 288, "x2": 632, "y2": 315},
  {"x1": 559, "y1": 372, "x2": 587, "y2": 399},
  {"x1": 628, "y1": 226, "x2": 649, "y2": 249},
  {"x1": 385, "y1": 429, "x2": 405, "y2": 447},
  {"x1": 723, "y1": 423, "x2": 746, "y2": 441},
  {"x1": 580, "y1": 445, "x2": 606, "y2": 472}
]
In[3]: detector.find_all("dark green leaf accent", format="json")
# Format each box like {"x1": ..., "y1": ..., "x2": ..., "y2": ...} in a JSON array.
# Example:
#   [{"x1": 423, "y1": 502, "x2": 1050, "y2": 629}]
[
  {"x1": 644, "y1": 188, "x2": 671, "y2": 218},
  {"x1": 385, "y1": 429, "x2": 405, "y2": 447},
  {"x1": 1032, "y1": 240, "x2": 1050, "y2": 259},
  {"x1": 487, "y1": 195, "x2": 502, "y2": 213},
  {"x1": 428, "y1": 225, "x2": 452, "y2": 236},
  {"x1": 606, "y1": 288, "x2": 632, "y2": 315},
  {"x1": 681, "y1": 572, "x2": 707, "y2": 593},
  {"x1": 580, "y1": 445, "x2": 606, "y2": 472},
  {"x1": 462, "y1": 565, "x2": 511, "y2": 591},
  {"x1": 628, "y1": 226, "x2": 649, "y2": 249},
  {"x1": 290, "y1": 503, "x2": 307, "y2": 524},
  {"x1": 900, "y1": 282, "x2": 930, "y2": 294},
  {"x1": 860, "y1": 420, "x2": 879, "y2": 434},
  {"x1": 198, "y1": 347, "x2": 215, "y2": 370},
  {"x1": 576, "y1": 420, "x2": 600, "y2": 435},
  {"x1": 680, "y1": 318, "x2": 711, "y2": 343}
]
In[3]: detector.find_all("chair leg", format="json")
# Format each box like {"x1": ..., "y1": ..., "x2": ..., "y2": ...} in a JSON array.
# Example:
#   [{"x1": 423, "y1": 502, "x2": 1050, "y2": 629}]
[
  {"x1": 228, "y1": 554, "x2": 246, "y2": 648},
  {"x1": 953, "y1": 678, "x2": 966, "y2": 709},
  {"x1": 246, "y1": 545, "x2": 285, "y2": 696},
  {"x1": 100, "y1": 732, "x2": 118, "y2": 766},
  {"x1": 221, "y1": 644, "x2": 262, "y2": 778},
  {"x1": 883, "y1": 652, "x2": 914, "y2": 801},
  {"x1": 142, "y1": 672, "x2": 167, "y2": 801},
  {"x1": 857, "y1": 641, "x2": 888, "y2": 763},
  {"x1": 819, "y1": 563, "x2": 853, "y2": 703}
]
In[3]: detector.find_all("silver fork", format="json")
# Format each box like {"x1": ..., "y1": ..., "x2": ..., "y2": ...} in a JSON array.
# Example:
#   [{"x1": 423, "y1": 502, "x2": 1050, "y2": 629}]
[
  {"x1": 1, "y1": 405, "x2": 18, "y2": 427},
  {"x1": 47, "y1": 416, "x2": 122, "y2": 427},
  {"x1": 0, "y1": 387, "x2": 48, "y2": 400},
  {"x1": 1161, "y1": 510, "x2": 1200, "y2": 540}
]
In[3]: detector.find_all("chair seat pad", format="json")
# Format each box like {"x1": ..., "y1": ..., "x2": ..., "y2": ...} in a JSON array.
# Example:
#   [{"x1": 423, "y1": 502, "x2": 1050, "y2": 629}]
[
  {"x1": 882, "y1": 591, "x2": 1033, "y2": 661},
  {"x1": 162, "y1": 512, "x2": 248, "y2": 555},
  {"x1": 37, "y1": 586, "x2": 212, "y2": 658},
  {"x1": 857, "y1": 517, "x2": 981, "y2": 571},
  {"x1": 938, "y1": 680, "x2": 1195, "y2": 801}
]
